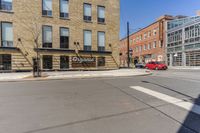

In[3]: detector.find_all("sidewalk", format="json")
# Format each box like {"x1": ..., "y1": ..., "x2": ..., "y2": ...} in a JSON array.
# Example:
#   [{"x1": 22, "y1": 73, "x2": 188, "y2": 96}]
[
  {"x1": 0, "y1": 69, "x2": 152, "y2": 82},
  {"x1": 168, "y1": 66, "x2": 200, "y2": 70}
]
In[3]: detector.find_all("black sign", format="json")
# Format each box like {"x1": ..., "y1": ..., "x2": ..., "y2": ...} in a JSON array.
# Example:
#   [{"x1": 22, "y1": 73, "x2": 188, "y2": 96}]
[{"x1": 72, "y1": 56, "x2": 96, "y2": 68}]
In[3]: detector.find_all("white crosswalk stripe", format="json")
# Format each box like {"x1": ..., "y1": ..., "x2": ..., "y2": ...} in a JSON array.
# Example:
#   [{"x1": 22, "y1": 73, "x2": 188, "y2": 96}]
[{"x1": 130, "y1": 86, "x2": 200, "y2": 115}]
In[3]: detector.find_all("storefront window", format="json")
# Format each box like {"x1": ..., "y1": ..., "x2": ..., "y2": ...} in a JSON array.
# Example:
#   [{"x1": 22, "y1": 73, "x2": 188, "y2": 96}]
[
  {"x1": 60, "y1": 56, "x2": 69, "y2": 69},
  {"x1": 0, "y1": 54, "x2": 11, "y2": 70},
  {"x1": 43, "y1": 55, "x2": 52, "y2": 69},
  {"x1": 97, "y1": 57, "x2": 105, "y2": 67}
]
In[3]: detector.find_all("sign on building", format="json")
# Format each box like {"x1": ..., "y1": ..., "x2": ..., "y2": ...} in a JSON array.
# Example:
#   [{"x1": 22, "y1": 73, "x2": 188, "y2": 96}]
[{"x1": 72, "y1": 56, "x2": 96, "y2": 68}]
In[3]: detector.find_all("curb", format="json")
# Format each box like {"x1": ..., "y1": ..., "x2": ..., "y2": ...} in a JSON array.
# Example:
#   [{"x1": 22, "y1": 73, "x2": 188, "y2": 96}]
[{"x1": 0, "y1": 72, "x2": 152, "y2": 83}]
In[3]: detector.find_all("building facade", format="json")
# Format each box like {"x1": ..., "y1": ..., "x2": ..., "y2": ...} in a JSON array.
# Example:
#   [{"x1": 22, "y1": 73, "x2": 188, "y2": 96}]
[
  {"x1": 119, "y1": 15, "x2": 173, "y2": 67},
  {"x1": 166, "y1": 16, "x2": 200, "y2": 66},
  {"x1": 0, "y1": 0, "x2": 120, "y2": 72}
]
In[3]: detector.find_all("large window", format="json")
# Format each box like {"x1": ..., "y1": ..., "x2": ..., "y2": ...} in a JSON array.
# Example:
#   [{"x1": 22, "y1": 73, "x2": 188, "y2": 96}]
[
  {"x1": 98, "y1": 31, "x2": 105, "y2": 51},
  {"x1": 60, "y1": 56, "x2": 69, "y2": 69},
  {"x1": 1, "y1": 22, "x2": 13, "y2": 47},
  {"x1": 97, "y1": 6, "x2": 105, "y2": 23},
  {"x1": 42, "y1": 0, "x2": 52, "y2": 16},
  {"x1": 0, "y1": 0, "x2": 12, "y2": 11},
  {"x1": 60, "y1": 27, "x2": 69, "y2": 48},
  {"x1": 60, "y1": 0, "x2": 69, "y2": 19},
  {"x1": 97, "y1": 57, "x2": 105, "y2": 67},
  {"x1": 42, "y1": 26, "x2": 52, "y2": 48},
  {"x1": 43, "y1": 55, "x2": 52, "y2": 69},
  {"x1": 0, "y1": 54, "x2": 11, "y2": 70},
  {"x1": 84, "y1": 30, "x2": 92, "y2": 51},
  {"x1": 83, "y1": 3, "x2": 92, "y2": 21}
]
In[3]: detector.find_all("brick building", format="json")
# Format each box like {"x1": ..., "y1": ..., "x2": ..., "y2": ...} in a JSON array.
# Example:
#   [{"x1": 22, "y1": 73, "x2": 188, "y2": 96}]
[
  {"x1": 119, "y1": 15, "x2": 174, "y2": 67},
  {"x1": 0, "y1": 0, "x2": 120, "y2": 72}
]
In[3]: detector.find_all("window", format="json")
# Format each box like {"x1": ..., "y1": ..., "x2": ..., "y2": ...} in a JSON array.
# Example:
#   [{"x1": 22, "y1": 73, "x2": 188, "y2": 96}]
[
  {"x1": 98, "y1": 31, "x2": 105, "y2": 51},
  {"x1": 0, "y1": 0, "x2": 12, "y2": 11},
  {"x1": 0, "y1": 54, "x2": 11, "y2": 70},
  {"x1": 84, "y1": 30, "x2": 92, "y2": 51},
  {"x1": 1, "y1": 22, "x2": 13, "y2": 47},
  {"x1": 153, "y1": 29, "x2": 157, "y2": 36},
  {"x1": 43, "y1": 55, "x2": 52, "y2": 69},
  {"x1": 148, "y1": 31, "x2": 151, "y2": 37},
  {"x1": 97, "y1": 6, "x2": 105, "y2": 23},
  {"x1": 60, "y1": 0, "x2": 69, "y2": 19},
  {"x1": 159, "y1": 41, "x2": 163, "y2": 48},
  {"x1": 139, "y1": 45, "x2": 142, "y2": 52},
  {"x1": 148, "y1": 43, "x2": 151, "y2": 50},
  {"x1": 60, "y1": 27, "x2": 69, "y2": 48},
  {"x1": 98, "y1": 57, "x2": 105, "y2": 67},
  {"x1": 144, "y1": 44, "x2": 147, "y2": 50},
  {"x1": 83, "y1": 3, "x2": 92, "y2": 21},
  {"x1": 42, "y1": 0, "x2": 52, "y2": 16},
  {"x1": 153, "y1": 41, "x2": 157, "y2": 48},
  {"x1": 42, "y1": 26, "x2": 52, "y2": 48},
  {"x1": 60, "y1": 56, "x2": 69, "y2": 69}
]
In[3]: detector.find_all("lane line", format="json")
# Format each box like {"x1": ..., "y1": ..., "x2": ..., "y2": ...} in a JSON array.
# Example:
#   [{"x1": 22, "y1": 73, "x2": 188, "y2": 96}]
[{"x1": 130, "y1": 86, "x2": 200, "y2": 115}]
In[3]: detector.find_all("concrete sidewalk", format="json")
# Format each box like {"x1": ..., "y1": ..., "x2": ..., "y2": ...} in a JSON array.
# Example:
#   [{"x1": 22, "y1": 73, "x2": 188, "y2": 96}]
[
  {"x1": 0, "y1": 69, "x2": 151, "y2": 82},
  {"x1": 168, "y1": 66, "x2": 200, "y2": 70}
]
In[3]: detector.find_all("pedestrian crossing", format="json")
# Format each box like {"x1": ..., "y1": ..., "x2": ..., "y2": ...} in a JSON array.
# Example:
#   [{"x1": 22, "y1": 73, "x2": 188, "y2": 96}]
[{"x1": 130, "y1": 86, "x2": 200, "y2": 115}]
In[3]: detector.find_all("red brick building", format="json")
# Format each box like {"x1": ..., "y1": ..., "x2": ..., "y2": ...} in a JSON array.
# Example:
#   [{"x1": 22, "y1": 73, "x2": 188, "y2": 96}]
[{"x1": 119, "y1": 15, "x2": 174, "y2": 67}]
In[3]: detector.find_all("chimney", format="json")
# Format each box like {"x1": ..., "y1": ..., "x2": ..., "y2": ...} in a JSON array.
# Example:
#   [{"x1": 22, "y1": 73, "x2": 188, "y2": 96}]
[{"x1": 197, "y1": 10, "x2": 200, "y2": 16}]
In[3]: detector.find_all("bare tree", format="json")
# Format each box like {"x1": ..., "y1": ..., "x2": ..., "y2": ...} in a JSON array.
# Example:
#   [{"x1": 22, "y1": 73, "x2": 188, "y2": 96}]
[{"x1": 14, "y1": 0, "x2": 51, "y2": 77}]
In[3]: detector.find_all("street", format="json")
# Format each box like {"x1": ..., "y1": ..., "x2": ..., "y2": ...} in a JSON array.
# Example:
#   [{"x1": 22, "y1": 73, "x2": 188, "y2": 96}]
[{"x1": 0, "y1": 69, "x2": 200, "y2": 133}]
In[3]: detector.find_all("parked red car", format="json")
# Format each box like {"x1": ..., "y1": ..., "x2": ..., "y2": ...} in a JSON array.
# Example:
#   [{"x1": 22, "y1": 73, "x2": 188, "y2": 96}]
[{"x1": 145, "y1": 62, "x2": 168, "y2": 70}]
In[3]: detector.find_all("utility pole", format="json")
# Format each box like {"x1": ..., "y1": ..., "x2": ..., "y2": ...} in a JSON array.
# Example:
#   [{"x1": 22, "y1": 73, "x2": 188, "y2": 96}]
[{"x1": 127, "y1": 22, "x2": 130, "y2": 68}]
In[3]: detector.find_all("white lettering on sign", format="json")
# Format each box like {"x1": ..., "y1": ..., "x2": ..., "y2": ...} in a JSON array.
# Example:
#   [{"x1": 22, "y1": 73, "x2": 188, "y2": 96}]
[{"x1": 72, "y1": 57, "x2": 95, "y2": 63}]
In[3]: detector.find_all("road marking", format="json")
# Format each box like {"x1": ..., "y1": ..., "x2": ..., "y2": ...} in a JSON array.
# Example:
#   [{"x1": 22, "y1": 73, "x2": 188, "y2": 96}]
[{"x1": 130, "y1": 86, "x2": 200, "y2": 115}]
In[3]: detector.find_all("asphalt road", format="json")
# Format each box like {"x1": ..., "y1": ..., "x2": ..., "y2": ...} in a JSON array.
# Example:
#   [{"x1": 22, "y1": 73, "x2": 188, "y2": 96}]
[{"x1": 0, "y1": 69, "x2": 200, "y2": 133}]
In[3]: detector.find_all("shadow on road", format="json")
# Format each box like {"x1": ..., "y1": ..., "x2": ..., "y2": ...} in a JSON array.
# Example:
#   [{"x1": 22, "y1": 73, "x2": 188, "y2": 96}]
[{"x1": 141, "y1": 80, "x2": 200, "y2": 133}]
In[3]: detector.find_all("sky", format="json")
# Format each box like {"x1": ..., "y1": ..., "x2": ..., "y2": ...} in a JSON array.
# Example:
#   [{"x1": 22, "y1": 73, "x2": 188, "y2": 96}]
[{"x1": 120, "y1": 0, "x2": 200, "y2": 39}]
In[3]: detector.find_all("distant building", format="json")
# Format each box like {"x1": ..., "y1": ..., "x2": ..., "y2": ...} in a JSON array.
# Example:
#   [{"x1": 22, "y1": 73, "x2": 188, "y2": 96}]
[
  {"x1": 119, "y1": 15, "x2": 173, "y2": 67},
  {"x1": 0, "y1": 0, "x2": 120, "y2": 72},
  {"x1": 166, "y1": 15, "x2": 200, "y2": 66}
]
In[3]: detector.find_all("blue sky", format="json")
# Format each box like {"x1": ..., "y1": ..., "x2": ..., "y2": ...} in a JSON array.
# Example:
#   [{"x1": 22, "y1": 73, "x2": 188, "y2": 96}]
[{"x1": 120, "y1": 0, "x2": 200, "y2": 39}]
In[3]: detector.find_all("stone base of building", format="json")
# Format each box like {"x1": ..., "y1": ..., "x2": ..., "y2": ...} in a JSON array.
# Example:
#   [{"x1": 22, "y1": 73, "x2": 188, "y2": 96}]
[{"x1": 0, "y1": 48, "x2": 119, "y2": 72}]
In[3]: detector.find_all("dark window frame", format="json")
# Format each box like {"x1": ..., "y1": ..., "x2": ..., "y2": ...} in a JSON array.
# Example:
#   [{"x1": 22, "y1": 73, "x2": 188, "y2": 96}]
[
  {"x1": 42, "y1": 25, "x2": 53, "y2": 48},
  {"x1": 60, "y1": 56, "x2": 69, "y2": 69},
  {"x1": 59, "y1": 0, "x2": 69, "y2": 19},
  {"x1": 83, "y1": 30, "x2": 92, "y2": 51},
  {"x1": 97, "y1": 31, "x2": 105, "y2": 51},
  {"x1": 60, "y1": 27, "x2": 69, "y2": 49},
  {"x1": 97, "y1": 57, "x2": 105, "y2": 67},
  {"x1": 43, "y1": 55, "x2": 53, "y2": 70},
  {"x1": 42, "y1": 0, "x2": 53, "y2": 17},
  {"x1": 0, "y1": 0, "x2": 12, "y2": 11},
  {"x1": 0, "y1": 54, "x2": 11, "y2": 70},
  {"x1": 1, "y1": 21, "x2": 13, "y2": 47},
  {"x1": 97, "y1": 5, "x2": 105, "y2": 23},
  {"x1": 83, "y1": 3, "x2": 92, "y2": 22}
]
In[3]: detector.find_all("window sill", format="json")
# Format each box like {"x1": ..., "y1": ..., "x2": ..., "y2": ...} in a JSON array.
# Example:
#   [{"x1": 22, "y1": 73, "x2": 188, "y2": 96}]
[
  {"x1": 84, "y1": 20, "x2": 93, "y2": 23},
  {"x1": 42, "y1": 15, "x2": 53, "y2": 18},
  {"x1": 98, "y1": 22, "x2": 106, "y2": 25},
  {"x1": 0, "y1": 10, "x2": 14, "y2": 14},
  {"x1": 60, "y1": 17, "x2": 70, "y2": 21}
]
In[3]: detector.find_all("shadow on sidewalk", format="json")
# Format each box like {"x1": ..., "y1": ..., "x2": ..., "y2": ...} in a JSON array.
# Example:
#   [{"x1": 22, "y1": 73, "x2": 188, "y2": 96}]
[
  {"x1": 141, "y1": 80, "x2": 200, "y2": 133},
  {"x1": 177, "y1": 95, "x2": 200, "y2": 133}
]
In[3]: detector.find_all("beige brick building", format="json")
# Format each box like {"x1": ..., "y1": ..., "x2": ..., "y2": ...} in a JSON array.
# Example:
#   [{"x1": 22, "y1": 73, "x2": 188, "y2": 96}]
[{"x1": 0, "y1": 0, "x2": 120, "y2": 72}]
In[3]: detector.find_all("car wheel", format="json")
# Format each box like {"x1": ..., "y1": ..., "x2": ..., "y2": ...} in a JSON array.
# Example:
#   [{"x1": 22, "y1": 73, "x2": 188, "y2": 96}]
[{"x1": 155, "y1": 67, "x2": 158, "y2": 70}]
